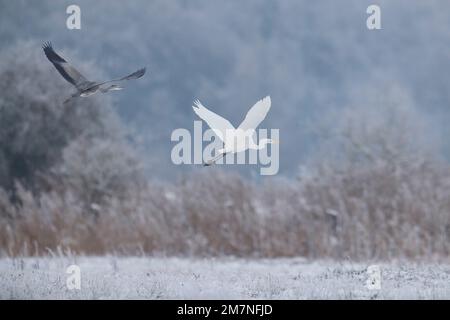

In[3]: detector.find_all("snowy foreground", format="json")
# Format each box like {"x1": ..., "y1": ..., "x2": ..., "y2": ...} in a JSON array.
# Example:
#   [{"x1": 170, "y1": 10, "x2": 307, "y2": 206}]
[{"x1": 1, "y1": 256, "x2": 450, "y2": 299}]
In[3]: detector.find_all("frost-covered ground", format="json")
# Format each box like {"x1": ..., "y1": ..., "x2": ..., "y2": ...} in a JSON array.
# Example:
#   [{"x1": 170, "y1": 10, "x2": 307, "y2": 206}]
[{"x1": 1, "y1": 256, "x2": 449, "y2": 299}]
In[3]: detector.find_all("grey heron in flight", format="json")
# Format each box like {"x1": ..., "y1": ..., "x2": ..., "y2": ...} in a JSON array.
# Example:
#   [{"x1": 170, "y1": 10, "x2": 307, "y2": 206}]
[{"x1": 43, "y1": 42, "x2": 146, "y2": 103}]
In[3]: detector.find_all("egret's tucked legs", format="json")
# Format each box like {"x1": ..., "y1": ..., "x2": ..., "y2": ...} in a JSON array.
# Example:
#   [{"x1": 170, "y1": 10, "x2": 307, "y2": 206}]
[{"x1": 204, "y1": 151, "x2": 227, "y2": 166}]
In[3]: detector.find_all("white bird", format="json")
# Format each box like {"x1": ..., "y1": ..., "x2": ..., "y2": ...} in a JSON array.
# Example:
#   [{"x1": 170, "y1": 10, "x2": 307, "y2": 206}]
[
  {"x1": 43, "y1": 42, "x2": 146, "y2": 104},
  {"x1": 192, "y1": 96, "x2": 278, "y2": 166}
]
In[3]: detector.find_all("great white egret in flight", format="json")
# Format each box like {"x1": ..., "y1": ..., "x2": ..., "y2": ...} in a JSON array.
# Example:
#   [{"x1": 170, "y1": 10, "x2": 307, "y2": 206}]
[
  {"x1": 43, "y1": 42, "x2": 146, "y2": 103},
  {"x1": 192, "y1": 96, "x2": 277, "y2": 166}
]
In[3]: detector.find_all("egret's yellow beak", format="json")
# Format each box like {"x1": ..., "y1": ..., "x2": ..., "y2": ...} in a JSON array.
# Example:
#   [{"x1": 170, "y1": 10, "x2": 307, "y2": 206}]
[{"x1": 272, "y1": 139, "x2": 279, "y2": 145}]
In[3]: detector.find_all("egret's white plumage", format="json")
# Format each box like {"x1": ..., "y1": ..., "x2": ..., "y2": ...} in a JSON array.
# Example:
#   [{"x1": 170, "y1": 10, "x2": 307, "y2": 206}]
[
  {"x1": 42, "y1": 42, "x2": 146, "y2": 104},
  {"x1": 192, "y1": 96, "x2": 277, "y2": 165}
]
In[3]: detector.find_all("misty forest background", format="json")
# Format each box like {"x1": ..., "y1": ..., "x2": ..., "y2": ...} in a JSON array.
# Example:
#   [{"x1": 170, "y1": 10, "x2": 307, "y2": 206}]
[{"x1": 1, "y1": 0, "x2": 450, "y2": 259}]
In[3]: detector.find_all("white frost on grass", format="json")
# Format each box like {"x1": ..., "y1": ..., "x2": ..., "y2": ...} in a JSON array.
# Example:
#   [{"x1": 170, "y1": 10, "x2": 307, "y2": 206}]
[{"x1": 1, "y1": 257, "x2": 449, "y2": 299}]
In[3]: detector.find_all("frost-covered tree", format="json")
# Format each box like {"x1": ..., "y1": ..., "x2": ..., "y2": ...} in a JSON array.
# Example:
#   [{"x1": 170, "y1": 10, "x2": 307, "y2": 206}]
[{"x1": 298, "y1": 85, "x2": 450, "y2": 259}]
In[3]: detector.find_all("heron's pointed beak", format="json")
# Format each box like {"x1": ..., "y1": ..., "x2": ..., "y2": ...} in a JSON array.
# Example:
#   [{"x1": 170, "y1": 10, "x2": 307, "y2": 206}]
[{"x1": 272, "y1": 139, "x2": 279, "y2": 145}]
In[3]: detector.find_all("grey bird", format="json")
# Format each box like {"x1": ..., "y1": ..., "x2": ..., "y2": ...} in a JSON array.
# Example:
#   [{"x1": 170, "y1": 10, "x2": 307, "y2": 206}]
[{"x1": 43, "y1": 42, "x2": 146, "y2": 103}]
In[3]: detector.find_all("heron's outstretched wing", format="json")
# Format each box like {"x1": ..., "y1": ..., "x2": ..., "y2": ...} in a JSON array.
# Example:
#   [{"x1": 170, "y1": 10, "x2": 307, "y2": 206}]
[
  {"x1": 42, "y1": 42, "x2": 89, "y2": 89},
  {"x1": 238, "y1": 96, "x2": 271, "y2": 131},
  {"x1": 94, "y1": 68, "x2": 146, "y2": 89},
  {"x1": 192, "y1": 100, "x2": 235, "y2": 142}
]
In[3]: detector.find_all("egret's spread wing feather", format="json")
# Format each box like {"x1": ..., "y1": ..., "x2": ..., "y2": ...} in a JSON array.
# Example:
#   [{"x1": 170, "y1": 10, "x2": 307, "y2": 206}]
[
  {"x1": 238, "y1": 96, "x2": 271, "y2": 131},
  {"x1": 192, "y1": 100, "x2": 235, "y2": 142},
  {"x1": 42, "y1": 42, "x2": 88, "y2": 88}
]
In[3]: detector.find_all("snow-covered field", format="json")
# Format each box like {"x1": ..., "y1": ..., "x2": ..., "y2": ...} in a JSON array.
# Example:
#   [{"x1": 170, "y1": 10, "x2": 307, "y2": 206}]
[{"x1": 1, "y1": 256, "x2": 449, "y2": 299}]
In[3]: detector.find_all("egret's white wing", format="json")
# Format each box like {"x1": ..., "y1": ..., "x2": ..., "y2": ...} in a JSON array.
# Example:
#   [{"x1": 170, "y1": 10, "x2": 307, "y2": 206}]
[
  {"x1": 192, "y1": 100, "x2": 235, "y2": 142},
  {"x1": 238, "y1": 96, "x2": 271, "y2": 132}
]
